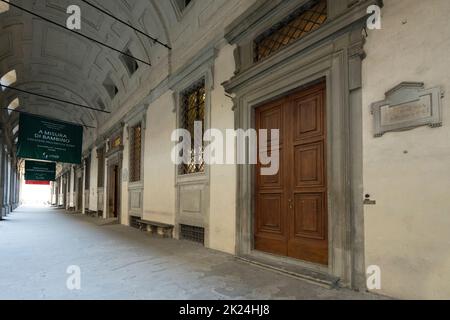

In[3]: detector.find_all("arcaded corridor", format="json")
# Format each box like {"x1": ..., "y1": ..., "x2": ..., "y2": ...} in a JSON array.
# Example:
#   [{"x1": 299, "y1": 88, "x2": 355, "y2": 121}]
[{"x1": 0, "y1": 207, "x2": 382, "y2": 300}]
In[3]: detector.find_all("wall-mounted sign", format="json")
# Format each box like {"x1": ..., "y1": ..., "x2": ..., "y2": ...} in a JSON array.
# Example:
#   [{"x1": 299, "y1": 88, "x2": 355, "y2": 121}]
[
  {"x1": 25, "y1": 180, "x2": 51, "y2": 185},
  {"x1": 24, "y1": 160, "x2": 56, "y2": 181},
  {"x1": 371, "y1": 82, "x2": 444, "y2": 137},
  {"x1": 17, "y1": 113, "x2": 83, "y2": 164}
]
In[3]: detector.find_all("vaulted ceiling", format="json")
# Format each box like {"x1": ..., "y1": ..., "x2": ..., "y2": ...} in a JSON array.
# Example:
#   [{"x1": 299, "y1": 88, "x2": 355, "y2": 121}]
[{"x1": 0, "y1": 0, "x2": 178, "y2": 143}]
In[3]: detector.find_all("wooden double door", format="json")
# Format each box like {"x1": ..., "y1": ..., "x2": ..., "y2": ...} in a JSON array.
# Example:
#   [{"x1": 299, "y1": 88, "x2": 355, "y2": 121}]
[{"x1": 255, "y1": 82, "x2": 328, "y2": 265}]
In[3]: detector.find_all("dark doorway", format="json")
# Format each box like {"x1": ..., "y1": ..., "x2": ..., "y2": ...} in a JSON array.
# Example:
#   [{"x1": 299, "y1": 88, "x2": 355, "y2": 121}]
[
  {"x1": 108, "y1": 164, "x2": 120, "y2": 220},
  {"x1": 77, "y1": 177, "x2": 83, "y2": 211}
]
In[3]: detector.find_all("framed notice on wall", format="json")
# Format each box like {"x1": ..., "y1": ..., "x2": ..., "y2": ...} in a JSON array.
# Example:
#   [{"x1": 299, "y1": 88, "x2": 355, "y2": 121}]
[
  {"x1": 24, "y1": 160, "x2": 56, "y2": 181},
  {"x1": 17, "y1": 113, "x2": 83, "y2": 164}
]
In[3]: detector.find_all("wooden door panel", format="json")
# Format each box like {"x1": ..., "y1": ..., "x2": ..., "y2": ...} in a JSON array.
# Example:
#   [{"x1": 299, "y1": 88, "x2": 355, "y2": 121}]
[
  {"x1": 292, "y1": 193, "x2": 326, "y2": 240},
  {"x1": 259, "y1": 103, "x2": 284, "y2": 147},
  {"x1": 288, "y1": 82, "x2": 328, "y2": 265},
  {"x1": 256, "y1": 193, "x2": 284, "y2": 235},
  {"x1": 293, "y1": 93, "x2": 324, "y2": 141},
  {"x1": 287, "y1": 237, "x2": 328, "y2": 265},
  {"x1": 254, "y1": 193, "x2": 287, "y2": 256},
  {"x1": 294, "y1": 142, "x2": 324, "y2": 188},
  {"x1": 255, "y1": 98, "x2": 287, "y2": 256},
  {"x1": 255, "y1": 81, "x2": 328, "y2": 266},
  {"x1": 258, "y1": 148, "x2": 283, "y2": 188}
]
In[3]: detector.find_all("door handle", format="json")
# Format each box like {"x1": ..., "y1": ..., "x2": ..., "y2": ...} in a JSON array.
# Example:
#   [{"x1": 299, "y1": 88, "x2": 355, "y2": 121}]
[{"x1": 288, "y1": 199, "x2": 293, "y2": 209}]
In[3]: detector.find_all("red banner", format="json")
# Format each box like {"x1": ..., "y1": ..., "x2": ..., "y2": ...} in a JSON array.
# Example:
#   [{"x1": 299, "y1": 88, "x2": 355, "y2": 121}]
[{"x1": 26, "y1": 180, "x2": 50, "y2": 185}]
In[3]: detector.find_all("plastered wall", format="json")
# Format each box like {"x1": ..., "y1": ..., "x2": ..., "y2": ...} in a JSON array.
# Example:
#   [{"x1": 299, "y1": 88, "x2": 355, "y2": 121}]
[
  {"x1": 121, "y1": 126, "x2": 130, "y2": 225},
  {"x1": 208, "y1": 42, "x2": 237, "y2": 254},
  {"x1": 143, "y1": 91, "x2": 177, "y2": 225},
  {"x1": 88, "y1": 148, "x2": 98, "y2": 212},
  {"x1": 362, "y1": 0, "x2": 450, "y2": 299}
]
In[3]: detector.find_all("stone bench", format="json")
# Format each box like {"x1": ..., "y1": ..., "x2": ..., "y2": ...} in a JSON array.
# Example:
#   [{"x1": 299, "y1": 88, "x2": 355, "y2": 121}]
[{"x1": 137, "y1": 219, "x2": 174, "y2": 238}]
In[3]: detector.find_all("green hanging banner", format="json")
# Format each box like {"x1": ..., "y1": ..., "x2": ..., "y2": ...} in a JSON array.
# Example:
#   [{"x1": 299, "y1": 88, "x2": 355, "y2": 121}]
[
  {"x1": 17, "y1": 113, "x2": 83, "y2": 164},
  {"x1": 24, "y1": 160, "x2": 56, "y2": 181}
]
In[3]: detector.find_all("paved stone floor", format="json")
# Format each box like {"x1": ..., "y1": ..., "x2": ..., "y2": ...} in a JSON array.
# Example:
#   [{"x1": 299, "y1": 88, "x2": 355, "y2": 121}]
[{"x1": 0, "y1": 206, "x2": 383, "y2": 300}]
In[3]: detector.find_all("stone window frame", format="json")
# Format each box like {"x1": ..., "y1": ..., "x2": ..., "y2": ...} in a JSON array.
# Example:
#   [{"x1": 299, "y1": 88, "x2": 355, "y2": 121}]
[
  {"x1": 226, "y1": 0, "x2": 366, "y2": 74},
  {"x1": 170, "y1": 48, "x2": 215, "y2": 185},
  {"x1": 253, "y1": 0, "x2": 328, "y2": 63},
  {"x1": 129, "y1": 123, "x2": 142, "y2": 182},
  {"x1": 178, "y1": 78, "x2": 206, "y2": 176},
  {"x1": 126, "y1": 108, "x2": 146, "y2": 185},
  {"x1": 124, "y1": 105, "x2": 147, "y2": 218},
  {"x1": 169, "y1": 47, "x2": 216, "y2": 247}
]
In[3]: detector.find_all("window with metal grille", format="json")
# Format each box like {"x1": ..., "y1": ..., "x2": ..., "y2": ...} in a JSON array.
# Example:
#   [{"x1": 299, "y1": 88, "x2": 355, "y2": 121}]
[
  {"x1": 180, "y1": 224, "x2": 205, "y2": 245},
  {"x1": 129, "y1": 124, "x2": 142, "y2": 182},
  {"x1": 180, "y1": 80, "x2": 206, "y2": 175},
  {"x1": 97, "y1": 147, "x2": 105, "y2": 188},
  {"x1": 110, "y1": 135, "x2": 122, "y2": 150},
  {"x1": 84, "y1": 156, "x2": 90, "y2": 190},
  {"x1": 254, "y1": 0, "x2": 327, "y2": 62}
]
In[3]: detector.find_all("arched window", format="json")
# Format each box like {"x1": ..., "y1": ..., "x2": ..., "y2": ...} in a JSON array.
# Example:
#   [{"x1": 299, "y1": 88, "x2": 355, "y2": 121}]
[
  {"x1": 7, "y1": 97, "x2": 19, "y2": 115},
  {"x1": 0, "y1": 0, "x2": 9, "y2": 14},
  {"x1": 1, "y1": 69, "x2": 17, "y2": 91}
]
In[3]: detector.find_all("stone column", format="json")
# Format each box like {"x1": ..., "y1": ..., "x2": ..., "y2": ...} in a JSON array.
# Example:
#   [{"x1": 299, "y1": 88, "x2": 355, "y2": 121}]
[
  {"x1": 6, "y1": 154, "x2": 11, "y2": 214},
  {"x1": 11, "y1": 165, "x2": 18, "y2": 210},
  {"x1": 2, "y1": 148, "x2": 9, "y2": 216},
  {"x1": 9, "y1": 166, "x2": 14, "y2": 211}
]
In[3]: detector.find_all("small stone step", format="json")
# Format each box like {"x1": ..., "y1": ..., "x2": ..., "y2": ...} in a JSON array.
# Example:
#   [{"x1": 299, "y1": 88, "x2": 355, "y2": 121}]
[{"x1": 236, "y1": 255, "x2": 340, "y2": 289}]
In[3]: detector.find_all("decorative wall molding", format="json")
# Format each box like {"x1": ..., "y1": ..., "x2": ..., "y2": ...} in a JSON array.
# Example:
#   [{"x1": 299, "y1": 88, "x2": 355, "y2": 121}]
[{"x1": 371, "y1": 82, "x2": 444, "y2": 137}]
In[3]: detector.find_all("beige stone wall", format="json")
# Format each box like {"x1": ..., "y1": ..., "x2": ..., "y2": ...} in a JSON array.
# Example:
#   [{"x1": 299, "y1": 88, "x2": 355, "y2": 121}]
[
  {"x1": 88, "y1": 148, "x2": 98, "y2": 212},
  {"x1": 362, "y1": 0, "x2": 450, "y2": 299},
  {"x1": 121, "y1": 126, "x2": 130, "y2": 225},
  {"x1": 143, "y1": 91, "x2": 177, "y2": 225},
  {"x1": 208, "y1": 42, "x2": 237, "y2": 254}
]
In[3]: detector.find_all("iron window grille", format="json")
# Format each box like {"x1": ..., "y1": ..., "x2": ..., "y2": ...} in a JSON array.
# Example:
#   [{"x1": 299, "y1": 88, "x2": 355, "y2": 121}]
[
  {"x1": 254, "y1": 0, "x2": 327, "y2": 62},
  {"x1": 179, "y1": 79, "x2": 206, "y2": 175},
  {"x1": 110, "y1": 134, "x2": 122, "y2": 150},
  {"x1": 129, "y1": 124, "x2": 142, "y2": 182},
  {"x1": 180, "y1": 224, "x2": 205, "y2": 245}
]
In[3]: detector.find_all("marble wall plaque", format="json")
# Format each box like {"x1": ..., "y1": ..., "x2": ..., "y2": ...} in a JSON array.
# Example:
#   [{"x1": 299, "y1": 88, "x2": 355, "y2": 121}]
[{"x1": 371, "y1": 82, "x2": 443, "y2": 137}]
